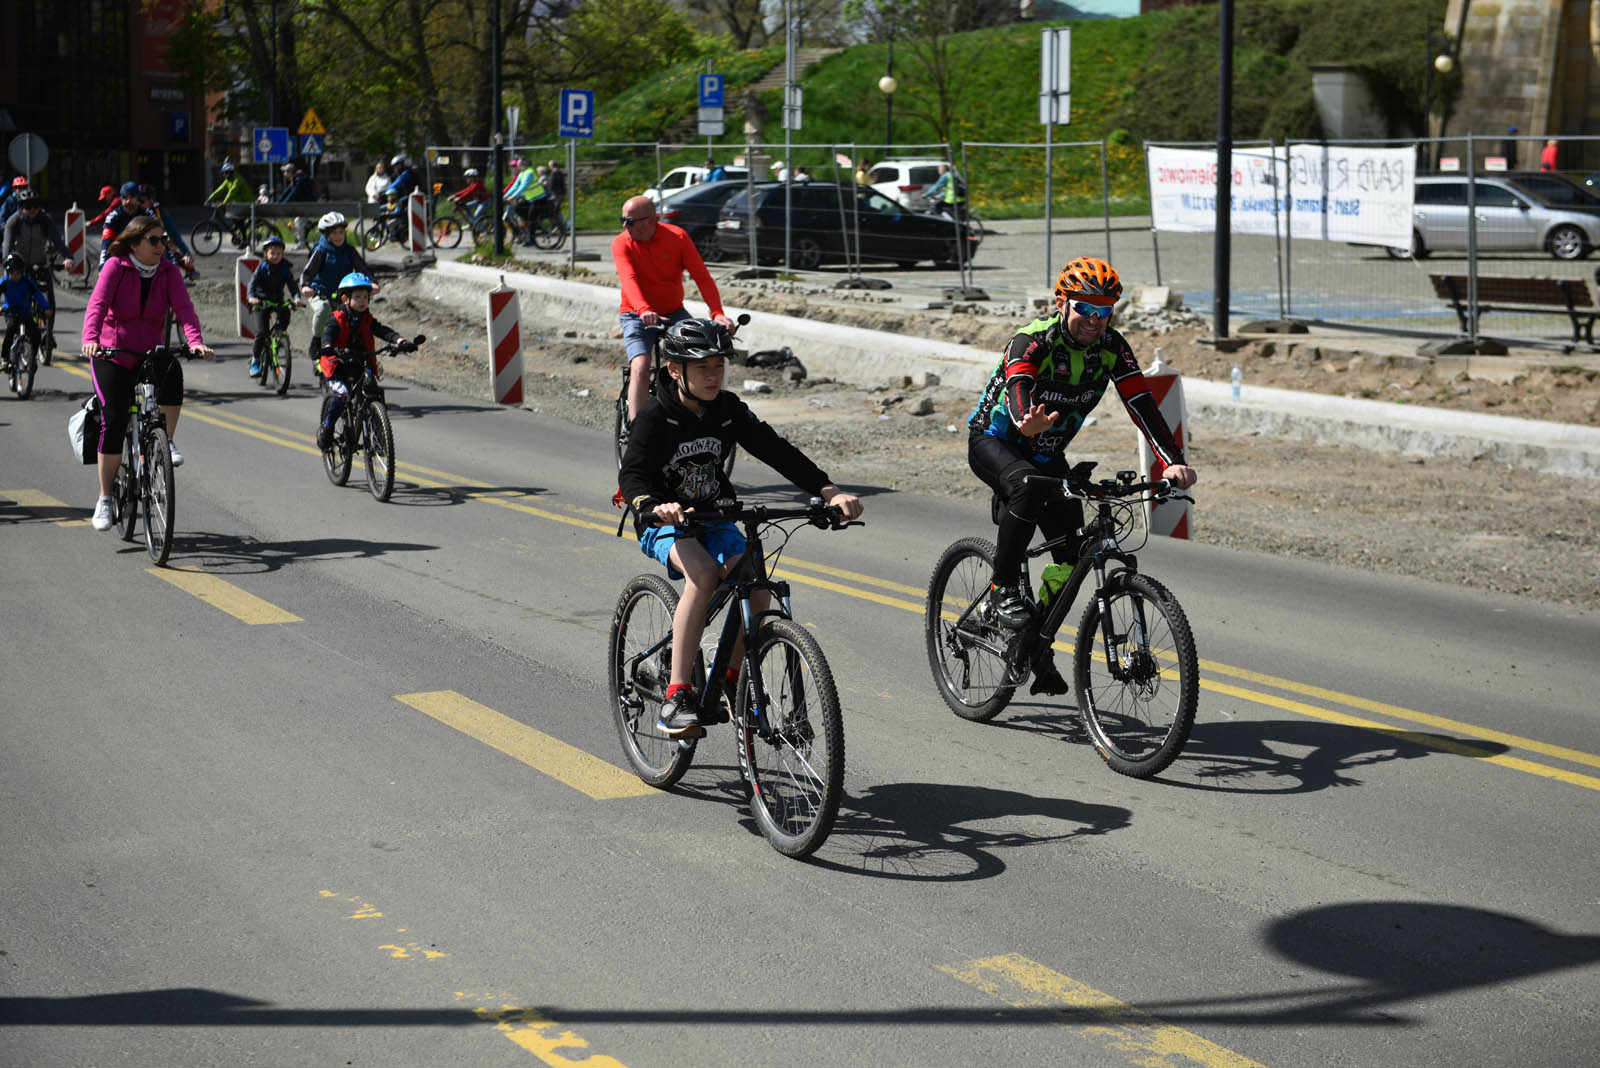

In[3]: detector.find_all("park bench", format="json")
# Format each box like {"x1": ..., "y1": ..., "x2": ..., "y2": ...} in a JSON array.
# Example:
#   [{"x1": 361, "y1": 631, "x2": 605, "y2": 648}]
[{"x1": 1429, "y1": 273, "x2": 1599, "y2": 346}]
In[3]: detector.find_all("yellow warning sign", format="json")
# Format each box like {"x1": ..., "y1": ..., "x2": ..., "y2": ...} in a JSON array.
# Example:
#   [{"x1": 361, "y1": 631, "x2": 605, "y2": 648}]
[{"x1": 297, "y1": 108, "x2": 325, "y2": 135}]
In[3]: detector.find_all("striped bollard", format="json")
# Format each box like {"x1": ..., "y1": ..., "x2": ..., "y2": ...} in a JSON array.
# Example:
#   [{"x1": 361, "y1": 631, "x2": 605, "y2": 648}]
[
  {"x1": 1136, "y1": 348, "x2": 1193, "y2": 539},
  {"x1": 487, "y1": 281, "x2": 523, "y2": 405},
  {"x1": 236, "y1": 255, "x2": 262, "y2": 340},
  {"x1": 407, "y1": 190, "x2": 427, "y2": 253},
  {"x1": 63, "y1": 205, "x2": 88, "y2": 287}
]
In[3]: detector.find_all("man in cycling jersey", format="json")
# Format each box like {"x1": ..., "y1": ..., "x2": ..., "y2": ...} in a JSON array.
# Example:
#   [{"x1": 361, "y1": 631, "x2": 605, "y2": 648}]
[
  {"x1": 612, "y1": 195, "x2": 734, "y2": 425},
  {"x1": 206, "y1": 162, "x2": 251, "y2": 207},
  {"x1": 969, "y1": 256, "x2": 1197, "y2": 694}
]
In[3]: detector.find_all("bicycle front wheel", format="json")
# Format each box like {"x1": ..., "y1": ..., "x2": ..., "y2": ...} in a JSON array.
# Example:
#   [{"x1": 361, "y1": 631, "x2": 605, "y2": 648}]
[
  {"x1": 190, "y1": 220, "x2": 224, "y2": 257},
  {"x1": 320, "y1": 395, "x2": 352, "y2": 486},
  {"x1": 9, "y1": 337, "x2": 34, "y2": 399},
  {"x1": 142, "y1": 427, "x2": 176, "y2": 566},
  {"x1": 1073, "y1": 571, "x2": 1198, "y2": 779},
  {"x1": 532, "y1": 215, "x2": 565, "y2": 250},
  {"x1": 430, "y1": 216, "x2": 463, "y2": 249},
  {"x1": 608, "y1": 574, "x2": 696, "y2": 788},
  {"x1": 270, "y1": 331, "x2": 292, "y2": 394},
  {"x1": 363, "y1": 398, "x2": 396, "y2": 502},
  {"x1": 925, "y1": 537, "x2": 1018, "y2": 722},
  {"x1": 736, "y1": 617, "x2": 844, "y2": 858},
  {"x1": 116, "y1": 428, "x2": 139, "y2": 541}
]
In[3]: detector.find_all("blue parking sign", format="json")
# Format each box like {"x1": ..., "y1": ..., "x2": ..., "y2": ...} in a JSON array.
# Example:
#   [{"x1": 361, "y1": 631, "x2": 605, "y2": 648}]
[
  {"x1": 252, "y1": 126, "x2": 291, "y2": 164},
  {"x1": 698, "y1": 74, "x2": 724, "y2": 108},
  {"x1": 558, "y1": 89, "x2": 594, "y2": 139}
]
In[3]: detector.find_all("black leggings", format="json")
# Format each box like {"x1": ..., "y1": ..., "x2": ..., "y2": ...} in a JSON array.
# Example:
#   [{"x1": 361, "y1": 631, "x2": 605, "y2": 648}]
[
  {"x1": 252, "y1": 304, "x2": 291, "y2": 359},
  {"x1": 968, "y1": 433, "x2": 1083, "y2": 583},
  {"x1": 90, "y1": 354, "x2": 184, "y2": 454}
]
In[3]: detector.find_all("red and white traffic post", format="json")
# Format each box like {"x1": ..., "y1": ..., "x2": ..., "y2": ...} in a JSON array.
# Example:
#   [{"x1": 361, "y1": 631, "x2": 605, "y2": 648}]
[
  {"x1": 486, "y1": 280, "x2": 523, "y2": 405},
  {"x1": 62, "y1": 205, "x2": 88, "y2": 287},
  {"x1": 235, "y1": 254, "x2": 261, "y2": 340},
  {"x1": 1137, "y1": 348, "x2": 1193, "y2": 539},
  {"x1": 407, "y1": 190, "x2": 427, "y2": 253}
]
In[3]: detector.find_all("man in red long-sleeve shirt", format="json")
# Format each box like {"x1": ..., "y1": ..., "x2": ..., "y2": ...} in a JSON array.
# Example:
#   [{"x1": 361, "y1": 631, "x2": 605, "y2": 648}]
[{"x1": 611, "y1": 194, "x2": 734, "y2": 422}]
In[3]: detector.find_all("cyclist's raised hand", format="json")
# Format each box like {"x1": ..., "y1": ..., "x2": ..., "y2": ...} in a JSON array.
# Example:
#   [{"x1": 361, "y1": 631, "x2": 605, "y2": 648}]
[{"x1": 1016, "y1": 402, "x2": 1059, "y2": 438}]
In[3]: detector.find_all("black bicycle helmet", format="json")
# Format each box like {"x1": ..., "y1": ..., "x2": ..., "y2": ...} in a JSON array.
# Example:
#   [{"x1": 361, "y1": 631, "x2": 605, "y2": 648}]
[
  {"x1": 14, "y1": 187, "x2": 39, "y2": 204},
  {"x1": 3, "y1": 252, "x2": 22, "y2": 272},
  {"x1": 660, "y1": 317, "x2": 734, "y2": 363}
]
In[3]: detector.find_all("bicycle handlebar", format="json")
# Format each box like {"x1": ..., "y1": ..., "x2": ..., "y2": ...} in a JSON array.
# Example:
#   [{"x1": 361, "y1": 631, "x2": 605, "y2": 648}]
[
  {"x1": 1024, "y1": 471, "x2": 1182, "y2": 501},
  {"x1": 102, "y1": 346, "x2": 200, "y2": 362},
  {"x1": 320, "y1": 334, "x2": 427, "y2": 359},
  {"x1": 650, "y1": 497, "x2": 861, "y2": 532}
]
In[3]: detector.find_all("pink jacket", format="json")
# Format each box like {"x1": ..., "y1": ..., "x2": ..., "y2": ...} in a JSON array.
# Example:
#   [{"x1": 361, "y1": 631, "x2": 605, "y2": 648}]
[{"x1": 82, "y1": 255, "x2": 205, "y2": 368}]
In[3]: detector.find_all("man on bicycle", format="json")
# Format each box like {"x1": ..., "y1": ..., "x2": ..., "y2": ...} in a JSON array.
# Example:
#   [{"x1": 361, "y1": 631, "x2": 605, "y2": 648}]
[
  {"x1": 2, "y1": 189, "x2": 71, "y2": 303},
  {"x1": 246, "y1": 235, "x2": 299, "y2": 376},
  {"x1": 299, "y1": 211, "x2": 372, "y2": 370},
  {"x1": 205, "y1": 162, "x2": 251, "y2": 208},
  {"x1": 315, "y1": 272, "x2": 418, "y2": 450},
  {"x1": 612, "y1": 195, "x2": 734, "y2": 426},
  {"x1": 968, "y1": 256, "x2": 1196, "y2": 693},
  {"x1": 619, "y1": 317, "x2": 862, "y2": 737}
]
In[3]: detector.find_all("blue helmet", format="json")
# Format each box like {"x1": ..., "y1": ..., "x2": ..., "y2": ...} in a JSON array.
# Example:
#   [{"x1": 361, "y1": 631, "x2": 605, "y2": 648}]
[
  {"x1": 260, "y1": 234, "x2": 285, "y2": 250},
  {"x1": 120, "y1": 181, "x2": 140, "y2": 197},
  {"x1": 337, "y1": 271, "x2": 375, "y2": 294}
]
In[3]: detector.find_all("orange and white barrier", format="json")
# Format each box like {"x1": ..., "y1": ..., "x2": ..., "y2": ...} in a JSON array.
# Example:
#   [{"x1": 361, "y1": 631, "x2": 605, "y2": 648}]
[
  {"x1": 487, "y1": 282, "x2": 523, "y2": 405},
  {"x1": 236, "y1": 254, "x2": 262, "y2": 339},
  {"x1": 1137, "y1": 349, "x2": 1192, "y2": 539},
  {"x1": 407, "y1": 190, "x2": 427, "y2": 253},
  {"x1": 63, "y1": 205, "x2": 88, "y2": 287}
]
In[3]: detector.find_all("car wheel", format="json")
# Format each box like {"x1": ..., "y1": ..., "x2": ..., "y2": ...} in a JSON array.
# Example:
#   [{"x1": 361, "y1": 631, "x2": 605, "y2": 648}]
[
  {"x1": 1547, "y1": 224, "x2": 1590, "y2": 261},
  {"x1": 793, "y1": 237, "x2": 823, "y2": 270},
  {"x1": 689, "y1": 227, "x2": 718, "y2": 261}
]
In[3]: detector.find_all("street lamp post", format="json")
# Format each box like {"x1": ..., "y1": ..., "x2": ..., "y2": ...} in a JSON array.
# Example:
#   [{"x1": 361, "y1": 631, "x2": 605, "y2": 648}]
[{"x1": 1423, "y1": 15, "x2": 1455, "y2": 173}]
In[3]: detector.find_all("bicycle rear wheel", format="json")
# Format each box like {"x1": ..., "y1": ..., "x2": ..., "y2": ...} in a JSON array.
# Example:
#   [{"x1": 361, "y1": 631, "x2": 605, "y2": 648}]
[
  {"x1": 320, "y1": 395, "x2": 352, "y2": 485},
  {"x1": 430, "y1": 216, "x2": 463, "y2": 249},
  {"x1": 736, "y1": 616, "x2": 844, "y2": 858},
  {"x1": 9, "y1": 336, "x2": 34, "y2": 399},
  {"x1": 1073, "y1": 571, "x2": 1198, "y2": 779},
  {"x1": 190, "y1": 220, "x2": 224, "y2": 257},
  {"x1": 363, "y1": 398, "x2": 396, "y2": 502},
  {"x1": 532, "y1": 214, "x2": 565, "y2": 250},
  {"x1": 250, "y1": 220, "x2": 280, "y2": 250},
  {"x1": 609, "y1": 574, "x2": 696, "y2": 788},
  {"x1": 925, "y1": 537, "x2": 1019, "y2": 722},
  {"x1": 142, "y1": 427, "x2": 176, "y2": 566},
  {"x1": 270, "y1": 331, "x2": 292, "y2": 394},
  {"x1": 612, "y1": 368, "x2": 631, "y2": 469}
]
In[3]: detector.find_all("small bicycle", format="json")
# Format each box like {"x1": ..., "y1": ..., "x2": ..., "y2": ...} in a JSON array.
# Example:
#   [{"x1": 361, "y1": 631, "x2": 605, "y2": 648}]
[
  {"x1": 252, "y1": 297, "x2": 301, "y2": 395},
  {"x1": 3, "y1": 310, "x2": 41, "y2": 399},
  {"x1": 104, "y1": 347, "x2": 191, "y2": 566},
  {"x1": 317, "y1": 336, "x2": 422, "y2": 502},
  {"x1": 924, "y1": 464, "x2": 1200, "y2": 779},
  {"x1": 612, "y1": 313, "x2": 748, "y2": 475},
  {"x1": 608, "y1": 498, "x2": 862, "y2": 858}
]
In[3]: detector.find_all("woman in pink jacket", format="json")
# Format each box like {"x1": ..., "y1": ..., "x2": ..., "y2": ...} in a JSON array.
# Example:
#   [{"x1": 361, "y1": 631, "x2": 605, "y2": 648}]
[{"x1": 81, "y1": 213, "x2": 214, "y2": 531}]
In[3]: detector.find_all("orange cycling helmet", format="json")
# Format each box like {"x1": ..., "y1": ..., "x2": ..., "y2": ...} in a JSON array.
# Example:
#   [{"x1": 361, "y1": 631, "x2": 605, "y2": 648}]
[{"x1": 1054, "y1": 256, "x2": 1122, "y2": 307}]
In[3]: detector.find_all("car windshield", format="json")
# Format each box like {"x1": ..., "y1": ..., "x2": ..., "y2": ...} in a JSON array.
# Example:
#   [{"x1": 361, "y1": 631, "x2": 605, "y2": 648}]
[{"x1": 860, "y1": 192, "x2": 902, "y2": 214}]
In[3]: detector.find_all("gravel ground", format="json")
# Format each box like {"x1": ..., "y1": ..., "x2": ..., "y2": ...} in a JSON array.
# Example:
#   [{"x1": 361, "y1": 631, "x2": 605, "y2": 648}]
[{"x1": 185, "y1": 266, "x2": 1600, "y2": 612}]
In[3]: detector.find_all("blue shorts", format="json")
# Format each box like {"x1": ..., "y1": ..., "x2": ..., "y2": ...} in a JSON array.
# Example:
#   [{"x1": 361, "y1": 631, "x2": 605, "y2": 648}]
[
  {"x1": 640, "y1": 519, "x2": 746, "y2": 581},
  {"x1": 619, "y1": 307, "x2": 693, "y2": 360}
]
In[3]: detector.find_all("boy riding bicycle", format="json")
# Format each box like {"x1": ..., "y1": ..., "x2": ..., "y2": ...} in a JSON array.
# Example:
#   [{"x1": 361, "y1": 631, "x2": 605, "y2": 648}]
[
  {"x1": 968, "y1": 256, "x2": 1196, "y2": 694},
  {"x1": 246, "y1": 235, "x2": 300, "y2": 376},
  {"x1": 1, "y1": 252, "x2": 49, "y2": 374},
  {"x1": 315, "y1": 272, "x2": 418, "y2": 449},
  {"x1": 619, "y1": 317, "x2": 863, "y2": 738}
]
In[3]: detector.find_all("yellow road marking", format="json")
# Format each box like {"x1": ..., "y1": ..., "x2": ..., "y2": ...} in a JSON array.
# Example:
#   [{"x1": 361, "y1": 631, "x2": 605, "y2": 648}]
[
  {"x1": 146, "y1": 568, "x2": 302, "y2": 623},
  {"x1": 396, "y1": 690, "x2": 654, "y2": 799},
  {"x1": 940, "y1": 953, "x2": 1267, "y2": 1068},
  {"x1": 2, "y1": 489, "x2": 89, "y2": 527}
]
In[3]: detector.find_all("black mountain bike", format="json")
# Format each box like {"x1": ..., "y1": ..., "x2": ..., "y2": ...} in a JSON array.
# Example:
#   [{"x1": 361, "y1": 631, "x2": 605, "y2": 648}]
[
  {"x1": 613, "y1": 313, "x2": 748, "y2": 475},
  {"x1": 105, "y1": 348, "x2": 189, "y2": 566},
  {"x1": 4, "y1": 311, "x2": 41, "y2": 399},
  {"x1": 252, "y1": 298, "x2": 300, "y2": 394},
  {"x1": 190, "y1": 206, "x2": 277, "y2": 256},
  {"x1": 317, "y1": 336, "x2": 423, "y2": 502},
  {"x1": 608, "y1": 498, "x2": 862, "y2": 858},
  {"x1": 925, "y1": 465, "x2": 1200, "y2": 779}
]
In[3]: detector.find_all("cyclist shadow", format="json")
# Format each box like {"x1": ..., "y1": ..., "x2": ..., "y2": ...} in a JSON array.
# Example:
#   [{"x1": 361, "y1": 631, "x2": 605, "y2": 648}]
[
  {"x1": 159, "y1": 530, "x2": 441, "y2": 573},
  {"x1": 1165, "y1": 719, "x2": 1510, "y2": 795},
  {"x1": 381, "y1": 482, "x2": 549, "y2": 507}
]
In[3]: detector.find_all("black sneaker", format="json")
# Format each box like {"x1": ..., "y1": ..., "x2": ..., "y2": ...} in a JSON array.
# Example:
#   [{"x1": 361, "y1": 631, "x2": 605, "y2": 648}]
[
  {"x1": 657, "y1": 690, "x2": 703, "y2": 737},
  {"x1": 1030, "y1": 657, "x2": 1070, "y2": 696},
  {"x1": 316, "y1": 425, "x2": 333, "y2": 451},
  {"x1": 988, "y1": 583, "x2": 1032, "y2": 629}
]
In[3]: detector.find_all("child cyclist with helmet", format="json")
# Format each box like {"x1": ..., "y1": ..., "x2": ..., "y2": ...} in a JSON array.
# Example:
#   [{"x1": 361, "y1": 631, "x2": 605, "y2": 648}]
[
  {"x1": 967, "y1": 255, "x2": 1197, "y2": 695},
  {"x1": 618, "y1": 317, "x2": 864, "y2": 738},
  {"x1": 1, "y1": 252, "x2": 50, "y2": 377},
  {"x1": 245, "y1": 235, "x2": 301, "y2": 376},
  {"x1": 299, "y1": 211, "x2": 373, "y2": 375},
  {"x1": 314, "y1": 272, "x2": 420, "y2": 449}
]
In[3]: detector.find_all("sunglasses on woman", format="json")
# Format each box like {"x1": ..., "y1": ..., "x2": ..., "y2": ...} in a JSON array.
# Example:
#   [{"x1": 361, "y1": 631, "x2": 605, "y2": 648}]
[
  {"x1": 145, "y1": 234, "x2": 168, "y2": 246},
  {"x1": 1070, "y1": 300, "x2": 1112, "y2": 320}
]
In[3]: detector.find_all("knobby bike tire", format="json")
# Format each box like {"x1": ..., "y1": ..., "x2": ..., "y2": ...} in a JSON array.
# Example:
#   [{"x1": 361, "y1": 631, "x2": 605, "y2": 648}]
[
  {"x1": 9, "y1": 336, "x2": 34, "y2": 399},
  {"x1": 430, "y1": 217, "x2": 463, "y2": 250},
  {"x1": 142, "y1": 427, "x2": 176, "y2": 566},
  {"x1": 1073, "y1": 571, "x2": 1198, "y2": 779},
  {"x1": 736, "y1": 616, "x2": 845, "y2": 858},
  {"x1": 363, "y1": 398, "x2": 396, "y2": 502},
  {"x1": 190, "y1": 220, "x2": 225, "y2": 257},
  {"x1": 925, "y1": 537, "x2": 1019, "y2": 722},
  {"x1": 608, "y1": 573, "x2": 696, "y2": 788},
  {"x1": 320, "y1": 395, "x2": 352, "y2": 486},
  {"x1": 271, "y1": 331, "x2": 292, "y2": 394}
]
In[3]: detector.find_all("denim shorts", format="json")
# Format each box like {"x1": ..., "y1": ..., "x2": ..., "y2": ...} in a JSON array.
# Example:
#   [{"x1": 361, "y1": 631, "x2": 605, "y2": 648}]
[
  {"x1": 640, "y1": 519, "x2": 746, "y2": 581},
  {"x1": 619, "y1": 306, "x2": 693, "y2": 360}
]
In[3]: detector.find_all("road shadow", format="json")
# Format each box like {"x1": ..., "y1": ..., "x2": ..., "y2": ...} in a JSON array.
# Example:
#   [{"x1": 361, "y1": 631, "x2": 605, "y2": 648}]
[
  {"x1": 159, "y1": 530, "x2": 440, "y2": 573},
  {"x1": 732, "y1": 479, "x2": 897, "y2": 502},
  {"x1": 381, "y1": 482, "x2": 550, "y2": 508}
]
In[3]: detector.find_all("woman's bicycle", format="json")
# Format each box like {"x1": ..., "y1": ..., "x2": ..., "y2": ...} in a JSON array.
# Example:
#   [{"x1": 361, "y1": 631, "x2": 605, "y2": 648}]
[
  {"x1": 317, "y1": 336, "x2": 422, "y2": 502},
  {"x1": 252, "y1": 298, "x2": 300, "y2": 395},
  {"x1": 105, "y1": 347, "x2": 189, "y2": 566},
  {"x1": 924, "y1": 465, "x2": 1200, "y2": 779},
  {"x1": 612, "y1": 313, "x2": 748, "y2": 476},
  {"x1": 608, "y1": 498, "x2": 862, "y2": 858},
  {"x1": 190, "y1": 207, "x2": 276, "y2": 257}
]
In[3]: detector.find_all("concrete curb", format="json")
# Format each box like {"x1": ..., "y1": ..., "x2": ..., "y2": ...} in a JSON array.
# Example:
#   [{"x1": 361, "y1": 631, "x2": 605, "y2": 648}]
[{"x1": 425, "y1": 260, "x2": 1600, "y2": 478}]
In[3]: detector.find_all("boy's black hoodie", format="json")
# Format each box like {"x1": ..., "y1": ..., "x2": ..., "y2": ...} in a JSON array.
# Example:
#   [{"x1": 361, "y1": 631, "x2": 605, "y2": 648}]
[{"x1": 619, "y1": 366, "x2": 832, "y2": 535}]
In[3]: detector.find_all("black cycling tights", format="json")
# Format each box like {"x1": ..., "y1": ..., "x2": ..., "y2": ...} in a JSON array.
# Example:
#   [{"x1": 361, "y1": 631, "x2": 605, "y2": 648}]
[{"x1": 968, "y1": 433, "x2": 1083, "y2": 584}]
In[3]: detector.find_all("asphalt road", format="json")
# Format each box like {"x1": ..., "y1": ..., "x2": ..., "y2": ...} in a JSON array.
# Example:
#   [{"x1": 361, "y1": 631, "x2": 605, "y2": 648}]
[{"x1": 3, "y1": 291, "x2": 1598, "y2": 1067}]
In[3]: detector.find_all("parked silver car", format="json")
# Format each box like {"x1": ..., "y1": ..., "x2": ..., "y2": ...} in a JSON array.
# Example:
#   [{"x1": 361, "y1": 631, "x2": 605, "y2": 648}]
[{"x1": 1388, "y1": 176, "x2": 1600, "y2": 260}]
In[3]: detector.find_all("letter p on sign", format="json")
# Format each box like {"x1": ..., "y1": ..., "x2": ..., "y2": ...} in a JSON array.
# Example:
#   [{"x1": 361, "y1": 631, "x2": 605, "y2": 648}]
[{"x1": 559, "y1": 89, "x2": 595, "y2": 139}]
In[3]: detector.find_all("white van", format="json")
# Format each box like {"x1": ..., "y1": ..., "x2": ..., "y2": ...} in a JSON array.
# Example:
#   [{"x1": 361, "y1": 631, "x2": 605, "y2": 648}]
[{"x1": 643, "y1": 164, "x2": 751, "y2": 204}]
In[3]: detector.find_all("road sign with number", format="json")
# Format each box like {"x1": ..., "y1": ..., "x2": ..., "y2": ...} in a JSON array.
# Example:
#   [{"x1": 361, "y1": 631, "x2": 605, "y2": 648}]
[
  {"x1": 300, "y1": 133, "x2": 324, "y2": 157},
  {"x1": 252, "y1": 126, "x2": 291, "y2": 164},
  {"x1": 558, "y1": 89, "x2": 594, "y2": 139},
  {"x1": 298, "y1": 108, "x2": 325, "y2": 135}
]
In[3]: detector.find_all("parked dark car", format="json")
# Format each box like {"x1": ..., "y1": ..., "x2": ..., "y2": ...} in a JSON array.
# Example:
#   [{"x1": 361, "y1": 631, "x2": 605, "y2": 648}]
[
  {"x1": 714, "y1": 181, "x2": 978, "y2": 269},
  {"x1": 1503, "y1": 171, "x2": 1600, "y2": 213},
  {"x1": 655, "y1": 180, "x2": 748, "y2": 261}
]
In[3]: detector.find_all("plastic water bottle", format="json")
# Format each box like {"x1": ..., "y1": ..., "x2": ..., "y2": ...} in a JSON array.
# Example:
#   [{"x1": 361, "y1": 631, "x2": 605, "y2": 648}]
[{"x1": 1230, "y1": 363, "x2": 1242, "y2": 403}]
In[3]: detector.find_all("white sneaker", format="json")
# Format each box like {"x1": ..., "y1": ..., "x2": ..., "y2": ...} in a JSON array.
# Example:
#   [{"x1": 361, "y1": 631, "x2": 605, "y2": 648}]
[
  {"x1": 168, "y1": 442, "x2": 184, "y2": 467},
  {"x1": 91, "y1": 495, "x2": 114, "y2": 531}
]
